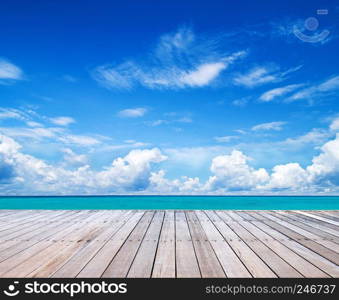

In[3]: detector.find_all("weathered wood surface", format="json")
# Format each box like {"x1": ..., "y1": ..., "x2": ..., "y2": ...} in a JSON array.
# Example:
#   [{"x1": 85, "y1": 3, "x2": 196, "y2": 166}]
[{"x1": 0, "y1": 210, "x2": 338, "y2": 278}]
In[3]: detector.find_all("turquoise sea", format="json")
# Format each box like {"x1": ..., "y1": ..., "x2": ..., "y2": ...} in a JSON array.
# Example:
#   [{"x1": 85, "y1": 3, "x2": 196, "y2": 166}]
[{"x1": 0, "y1": 195, "x2": 339, "y2": 210}]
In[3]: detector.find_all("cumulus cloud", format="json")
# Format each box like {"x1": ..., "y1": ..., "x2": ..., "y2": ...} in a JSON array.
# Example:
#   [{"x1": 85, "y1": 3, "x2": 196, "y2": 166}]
[
  {"x1": 62, "y1": 148, "x2": 88, "y2": 166},
  {"x1": 264, "y1": 163, "x2": 308, "y2": 190},
  {"x1": 205, "y1": 150, "x2": 269, "y2": 191},
  {"x1": 330, "y1": 118, "x2": 339, "y2": 132},
  {"x1": 0, "y1": 59, "x2": 23, "y2": 84},
  {"x1": 149, "y1": 170, "x2": 201, "y2": 194},
  {"x1": 251, "y1": 121, "x2": 286, "y2": 131},
  {"x1": 118, "y1": 108, "x2": 147, "y2": 118},
  {"x1": 1, "y1": 121, "x2": 339, "y2": 194},
  {"x1": 234, "y1": 65, "x2": 301, "y2": 88},
  {"x1": 92, "y1": 27, "x2": 247, "y2": 90},
  {"x1": 0, "y1": 134, "x2": 167, "y2": 194}
]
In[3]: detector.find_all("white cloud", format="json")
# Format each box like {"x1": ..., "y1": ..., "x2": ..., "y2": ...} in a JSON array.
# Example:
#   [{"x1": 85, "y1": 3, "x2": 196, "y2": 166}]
[
  {"x1": 231, "y1": 97, "x2": 249, "y2": 107},
  {"x1": 62, "y1": 148, "x2": 88, "y2": 166},
  {"x1": 330, "y1": 118, "x2": 339, "y2": 132},
  {"x1": 259, "y1": 84, "x2": 303, "y2": 102},
  {"x1": 234, "y1": 65, "x2": 301, "y2": 88},
  {"x1": 265, "y1": 163, "x2": 308, "y2": 190},
  {"x1": 251, "y1": 121, "x2": 286, "y2": 131},
  {"x1": 149, "y1": 170, "x2": 201, "y2": 194},
  {"x1": 147, "y1": 116, "x2": 192, "y2": 127},
  {"x1": 92, "y1": 27, "x2": 247, "y2": 90},
  {"x1": 0, "y1": 108, "x2": 27, "y2": 121},
  {"x1": 59, "y1": 134, "x2": 101, "y2": 146},
  {"x1": 2, "y1": 128, "x2": 339, "y2": 194},
  {"x1": 26, "y1": 121, "x2": 43, "y2": 128},
  {"x1": 0, "y1": 127, "x2": 63, "y2": 140},
  {"x1": 214, "y1": 136, "x2": 238, "y2": 143},
  {"x1": 288, "y1": 75, "x2": 339, "y2": 102},
  {"x1": 179, "y1": 62, "x2": 227, "y2": 87},
  {"x1": 205, "y1": 150, "x2": 269, "y2": 191},
  {"x1": 50, "y1": 116, "x2": 75, "y2": 126},
  {"x1": 118, "y1": 108, "x2": 147, "y2": 118},
  {"x1": 0, "y1": 134, "x2": 167, "y2": 194},
  {"x1": 0, "y1": 59, "x2": 23, "y2": 83},
  {"x1": 281, "y1": 129, "x2": 330, "y2": 148},
  {"x1": 306, "y1": 134, "x2": 339, "y2": 184}
]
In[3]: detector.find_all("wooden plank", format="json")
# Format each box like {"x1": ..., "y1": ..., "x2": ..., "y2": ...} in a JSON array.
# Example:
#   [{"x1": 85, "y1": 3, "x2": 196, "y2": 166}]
[
  {"x1": 222, "y1": 211, "x2": 244, "y2": 222},
  {"x1": 235, "y1": 213, "x2": 328, "y2": 277},
  {"x1": 127, "y1": 211, "x2": 164, "y2": 278},
  {"x1": 186, "y1": 211, "x2": 225, "y2": 278},
  {"x1": 247, "y1": 217, "x2": 339, "y2": 277},
  {"x1": 312, "y1": 211, "x2": 339, "y2": 222},
  {"x1": 2, "y1": 213, "x2": 106, "y2": 278},
  {"x1": 208, "y1": 211, "x2": 276, "y2": 278},
  {"x1": 261, "y1": 212, "x2": 339, "y2": 251},
  {"x1": 0, "y1": 210, "x2": 75, "y2": 240},
  {"x1": 279, "y1": 211, "x2": 339, "y2": 239},
  {"x1": 218, "y1": 211, "x2": 302, "y2": 278},
  {"x1": 30, "y1": 211, "x2": 132, "y2": 278},
  {"x1": 77, "y1": 211, "x2": 144, "y2": 278},
  {"x1": 51, "y1": 211, "x2": 134, "y2": 278},
  {"x1": 0, "y1": 211, "x2": 87, "y2": 262},
  {"x1": 256, "y1": 212, "x2": 339, "y2": 265},
  {"x1": 0, "y1": 210, "x2": 38, "y2": 222},
  {"x1": 320, "y1": 211, "x2": 339, "y2": 218},
  {"x1": 290, "y1": 211, "x2": 339, "y2": 232},
  {"x1": 175, "y1": 211, "x2": 201, "y2": 278},
  {"x1": 271, "y1": 211, "x2": 339, "y2": 243},
  {"x1": 0, "y1": 211, "x2": 94, "y2": 277},
  {"x1": 152, "y1": 211, "x2": 176, "y2": 278},
  {"x1": 296, "y1": 211, "x2": 339, "y2": 227},
  {"x1": 0, "y1": 210, "x2": 54, "y2": 235},
  {"x1": 102, "y1": 211, "x2": 154, "y2": 278},
  {"x1": 25, "y1": 211, "x2": 126, "y2": 278},
  {"x1": 195, "y1": 211, "x2": 251, "y2": 277}
]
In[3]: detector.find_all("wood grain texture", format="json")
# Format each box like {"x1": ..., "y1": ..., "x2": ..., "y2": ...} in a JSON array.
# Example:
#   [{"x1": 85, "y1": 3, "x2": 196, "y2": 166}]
[{"x1": 0, "y1": 210, "x2": 338, "y2": 278}]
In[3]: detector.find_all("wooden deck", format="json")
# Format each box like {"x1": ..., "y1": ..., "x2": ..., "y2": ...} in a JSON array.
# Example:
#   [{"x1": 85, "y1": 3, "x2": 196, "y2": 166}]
[{"x1": 0, "y1": 210, "x2": 338, "y2": 278}]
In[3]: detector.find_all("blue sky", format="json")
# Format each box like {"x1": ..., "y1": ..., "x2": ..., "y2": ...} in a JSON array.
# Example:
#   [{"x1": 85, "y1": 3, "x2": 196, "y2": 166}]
[{"x1": 1, "y1": 0, "x2": 339, "y2": 195}]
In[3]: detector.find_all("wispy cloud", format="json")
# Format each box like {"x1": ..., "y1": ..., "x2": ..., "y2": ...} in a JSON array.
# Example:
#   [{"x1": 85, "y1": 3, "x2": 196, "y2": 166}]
[
  {"x1": 0, "y1": 59, "x2": 23, "y2": 84},
  {"x1": 50, "y1": 116, "x2": 76, "y2": 126},
  {"x1": 0, "y1": 108, "x2": 25, "y2": 120},
  {"x1": 288, "y1": 75, "x2": 339, "y2": 102},
  {"x1": 147, "y1": 115, "x2": 192, "y2": 127},
  {"x1": 231, "y1": 97, "x2": 250, "y2": 107},
  {"x1": 58, "y1": 134, "x2": 101, "y2": 146},
  {"x1": 259, "y1": 83, "x2": 304, "y2": 102},
  {"x1": 62, "y1": 75, "x2": 77, "y2": 83},
  {"x1": 214, "y1": 136, "x2": 239, "y2": 143},
  {"x1": 280, "y1": 128, "x2": 331, "y2": 148},
  {"x1": 234, "y1": 64, "x2": 302, "y2": 88},
  {"x1": 251, "y1": 121, "x2": 286, "y2": 131},
  {"x1": 118, "y1": 108, "x2": 148, "y2": 118},
  {"x1": 92, "y1": 27, "x2": 247, "y2": 90}
]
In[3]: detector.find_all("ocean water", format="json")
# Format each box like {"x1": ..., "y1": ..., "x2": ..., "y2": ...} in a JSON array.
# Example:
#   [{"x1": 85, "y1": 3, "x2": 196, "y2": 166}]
[{"x1": 0, "y1": 196, "x2": 339, "y2": 210}]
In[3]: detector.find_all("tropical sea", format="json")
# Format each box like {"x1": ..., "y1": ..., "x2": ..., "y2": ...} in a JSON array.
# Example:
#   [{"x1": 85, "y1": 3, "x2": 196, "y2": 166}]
[{"x1": 0, "y1": 195, "x2": 339, "y2": 210}]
